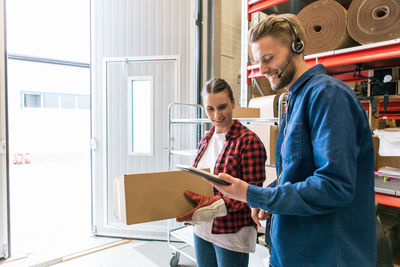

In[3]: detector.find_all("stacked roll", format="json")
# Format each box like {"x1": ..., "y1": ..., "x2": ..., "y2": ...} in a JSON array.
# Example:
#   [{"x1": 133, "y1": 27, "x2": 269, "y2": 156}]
[
  {"x1": 347, "y1": 0, "x2": 400, "y2": 44},
  {"x1": 297, "y1": 0, "x2": 357, "y2": 55}
]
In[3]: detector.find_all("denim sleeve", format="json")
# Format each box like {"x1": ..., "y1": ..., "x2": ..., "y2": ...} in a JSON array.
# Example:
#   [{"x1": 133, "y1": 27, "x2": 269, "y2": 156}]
[{"x1": 247, "y1": 83, "x2": 360, "y2": 215}]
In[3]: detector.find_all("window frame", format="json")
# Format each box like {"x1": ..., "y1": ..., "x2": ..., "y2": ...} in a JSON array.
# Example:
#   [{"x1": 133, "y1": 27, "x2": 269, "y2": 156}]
[{"x1": 127, "y1": 76, "x2": 154, "y2": 156}]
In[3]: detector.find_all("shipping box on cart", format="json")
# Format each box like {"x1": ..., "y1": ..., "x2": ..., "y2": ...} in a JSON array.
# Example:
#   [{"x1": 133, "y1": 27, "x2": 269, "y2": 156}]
[
  {"x1": 373, "y1": 135, "x2": 400, "y2": 170},
  {"x1": 114, "y1": 170, "x2": 213, "y2": 225},
  {"x1": 232, "y1": 106, "x2": 279, "y2": 165}
]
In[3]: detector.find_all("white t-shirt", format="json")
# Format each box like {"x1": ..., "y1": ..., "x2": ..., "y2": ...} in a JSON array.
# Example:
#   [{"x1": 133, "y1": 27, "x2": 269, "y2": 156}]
[{"x1": 194, "y1": 131, "x2": 257, "y2": 253}]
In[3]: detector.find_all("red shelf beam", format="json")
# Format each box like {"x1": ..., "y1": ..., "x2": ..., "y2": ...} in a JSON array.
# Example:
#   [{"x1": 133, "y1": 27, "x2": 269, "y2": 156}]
[
  {"x1": 248, "y1": 0, "x2": 289, "y2": 15},
  {"x1": 248, "y1": 66, "x2": 262, "y2": 79},
  {"x1": 331, "y1": 72, "x2": 368, "y2": 83},
  {"x1": 361, "y1": 100, "x2": 400, "y2": 120},
  {"x1": 375, "y1": 193, "x2": 400, "y2": 208},
  {"x1": 305, "y1": 42, "x2": 400, "y2": 69},
  {"x1": 246, "y1": 41, "x2": 400, "y2": 82},
  {"x1": 380, "y1": 115, "x2": 400, "y2": 120}
]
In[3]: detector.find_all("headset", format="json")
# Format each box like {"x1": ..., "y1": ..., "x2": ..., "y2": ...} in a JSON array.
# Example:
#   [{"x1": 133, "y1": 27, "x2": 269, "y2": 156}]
[{"x1": 281, "y1": 17, "x2": 305, "y2": 55}]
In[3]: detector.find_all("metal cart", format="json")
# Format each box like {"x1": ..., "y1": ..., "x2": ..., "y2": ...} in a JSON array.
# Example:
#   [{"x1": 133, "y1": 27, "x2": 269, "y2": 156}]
[{"x1": 166, "y1": 98, "x2": 288, "y2": 266}]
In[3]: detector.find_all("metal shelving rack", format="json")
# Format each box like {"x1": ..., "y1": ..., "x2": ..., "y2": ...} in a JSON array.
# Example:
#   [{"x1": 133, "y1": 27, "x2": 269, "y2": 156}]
[
  {"x1": 166, "y1": 102, "x2": 285, "y2": 266},
  {"x1": 241, "y1": 0, "x2": 400, "y2": 106},
  {"x1": 168, "y1": 102, "x2": 282, "y2": 170}
]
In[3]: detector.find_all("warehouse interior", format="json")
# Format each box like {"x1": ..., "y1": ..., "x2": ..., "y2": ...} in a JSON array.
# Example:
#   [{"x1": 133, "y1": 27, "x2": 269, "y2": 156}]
[{"x1": 1, "y1": 0, "x2": 400, "y2": 266}]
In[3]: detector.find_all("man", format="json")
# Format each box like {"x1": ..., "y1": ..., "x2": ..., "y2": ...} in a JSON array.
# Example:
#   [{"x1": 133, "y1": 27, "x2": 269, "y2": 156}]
[{"x1": 207, "y1": 14, "x2": 376, "y2": 266}]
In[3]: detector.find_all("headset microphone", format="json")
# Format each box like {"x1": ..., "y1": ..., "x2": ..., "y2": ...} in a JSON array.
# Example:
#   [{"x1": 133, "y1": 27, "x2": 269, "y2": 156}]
[
  {"x1": 277, "y1": 54, "x2": 294, "y2": 78},
  {"x1": 277, "y1": 17, "x2": 305, "y2": 79}
]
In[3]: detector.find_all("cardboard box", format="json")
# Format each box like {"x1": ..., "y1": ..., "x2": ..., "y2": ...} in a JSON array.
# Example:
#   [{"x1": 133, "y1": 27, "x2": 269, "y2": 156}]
[
  {"x1": 247, "y1": 123, "x2": 279, "y2": 165},
  {"x1": 373, "y1": 135, "x2": 400, "y2": 170},
  {"x1": 233, "y1": 107, "x2": 260, "y2": 118},
  {"x1": 264, "y1": 165, "x2": 277, "y2": 187},
  {"x1": 114, "y1": 170, "x2": 213, "y2": 225}
]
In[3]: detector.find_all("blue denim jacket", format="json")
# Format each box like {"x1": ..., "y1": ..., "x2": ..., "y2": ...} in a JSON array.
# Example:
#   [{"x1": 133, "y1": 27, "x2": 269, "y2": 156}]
[{"x1": 247, "y1": 65, "x2": 376, "y2": 266}]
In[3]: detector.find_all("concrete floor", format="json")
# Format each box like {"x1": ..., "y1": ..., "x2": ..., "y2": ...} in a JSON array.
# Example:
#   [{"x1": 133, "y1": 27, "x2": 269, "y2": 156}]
[
  {"x1": 54, "y1": 240, "x2": 197, "y2": 267},
  {"x1": 51, "y1": 239, "x2": 268, "y2": 267},
  {"x1": 4, "y1": 154, "x2": 269, "y2": 267},
  {"x1": 2, "y1": 237, "x2": 269, "y2": 267}
]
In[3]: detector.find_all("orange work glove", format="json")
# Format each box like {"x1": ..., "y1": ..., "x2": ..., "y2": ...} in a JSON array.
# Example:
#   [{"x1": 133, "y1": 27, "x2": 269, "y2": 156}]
[{"x1": 176, "y1": 191, "x2": 227, "y2": 225}]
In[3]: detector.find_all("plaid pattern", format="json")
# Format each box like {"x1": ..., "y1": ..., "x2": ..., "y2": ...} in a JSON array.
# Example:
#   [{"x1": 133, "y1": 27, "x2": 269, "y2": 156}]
[{"x1": 193, "y1": 120, "x2": 266, "y2": 234}]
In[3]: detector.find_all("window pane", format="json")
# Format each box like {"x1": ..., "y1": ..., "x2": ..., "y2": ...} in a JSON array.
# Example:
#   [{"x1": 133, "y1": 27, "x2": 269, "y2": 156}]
[
  {"x1": 129, "y1": 78, "x2": 152, "y2": 155},
  {"x1": 43, "y1": 93, "x2": 59, "y2": 108},
  {"x1": 77, "y1": 95, "x2": 90, "y2": 109},
  {"x1": 60, "y1": 95, "x2": 76, "y2": 109},
  {"x1": 24, "y1": 94, "x2": 41, "y2": 108}
]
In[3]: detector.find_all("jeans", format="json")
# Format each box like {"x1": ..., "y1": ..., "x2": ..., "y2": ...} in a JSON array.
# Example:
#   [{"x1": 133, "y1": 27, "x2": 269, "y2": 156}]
[{"x1": 193, "y1": 233, "x2": 249, "y2": 267}]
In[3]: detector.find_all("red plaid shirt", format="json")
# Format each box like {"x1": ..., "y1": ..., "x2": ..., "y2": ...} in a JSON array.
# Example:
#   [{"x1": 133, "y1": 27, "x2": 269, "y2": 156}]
[{"x1": 193, "y1": 120, "x2": 266, "y2": 234}]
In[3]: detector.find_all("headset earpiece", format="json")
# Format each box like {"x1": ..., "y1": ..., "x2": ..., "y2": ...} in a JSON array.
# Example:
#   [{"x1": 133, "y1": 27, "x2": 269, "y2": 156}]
[
  {"x1": 291, "y1": 38, "x2": 305, "y2": 54},
  {"x1": 282, "y1": 17, "x2": 305, "y2": 54}
]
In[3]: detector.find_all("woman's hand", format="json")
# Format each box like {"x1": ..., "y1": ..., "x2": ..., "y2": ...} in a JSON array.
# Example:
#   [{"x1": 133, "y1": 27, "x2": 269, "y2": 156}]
[
  {"x1": 251, "y1": 208, "x2": 271, "y2": 227},
  {"x1": 203, "y1": 173, "x2": 249, "y2": 202}
]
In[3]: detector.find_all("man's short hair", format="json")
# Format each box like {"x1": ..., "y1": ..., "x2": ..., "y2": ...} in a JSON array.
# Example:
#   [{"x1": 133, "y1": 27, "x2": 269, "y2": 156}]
[{"x1": 248, "y1": 13, "x2": 306, "y2": 49}]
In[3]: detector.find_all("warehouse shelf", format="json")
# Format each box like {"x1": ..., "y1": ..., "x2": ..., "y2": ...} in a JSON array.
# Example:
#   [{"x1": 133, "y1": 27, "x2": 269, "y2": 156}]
[
  {"x1": 242, "y1": 0, "x2": 400, "y2": 92},
  {"x1": 170, "y1": 118, "x2": 209, "y2": 124},
  {"x1": 167, "y1": 102, "x2": 283, "y2": 266},
  {"x1": 247, "y1": 39, "x2": 400, "y2": 80},
  {"x1": 248, "y1": 0, "x2": 288, "y2": 16},
  {"x1": 171, "y1": 117, "x2": 279, "y2": 124},
  {"x1": 242, "y1": 0, "x2": 400, "y2": 210},
  {"x1": 170, "y1": 149, "x2": 198, "y2": 157},
  {"x1": 361, "y1": 96, "x2": 400, "y2": 120},
  {"x1": 376, "y1": 193, "x2": 400, "y2": 209}
]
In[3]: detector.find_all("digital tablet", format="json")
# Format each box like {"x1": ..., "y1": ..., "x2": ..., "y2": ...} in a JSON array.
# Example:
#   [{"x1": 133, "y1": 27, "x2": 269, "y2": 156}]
[{"x1": 176, "y1": 164, "x2": 232, "y2": 185}]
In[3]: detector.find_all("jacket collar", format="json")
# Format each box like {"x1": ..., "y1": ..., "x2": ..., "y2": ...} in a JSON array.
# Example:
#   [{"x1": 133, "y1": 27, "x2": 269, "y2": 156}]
[{"x1": 289, "y1": 64, "x2": 326, "y2": 94}]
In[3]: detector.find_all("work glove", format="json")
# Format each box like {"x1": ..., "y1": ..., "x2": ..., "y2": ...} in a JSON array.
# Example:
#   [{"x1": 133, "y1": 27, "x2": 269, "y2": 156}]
[{"x1": 176, "y1": 191, "x2": 227, "y2": 225}]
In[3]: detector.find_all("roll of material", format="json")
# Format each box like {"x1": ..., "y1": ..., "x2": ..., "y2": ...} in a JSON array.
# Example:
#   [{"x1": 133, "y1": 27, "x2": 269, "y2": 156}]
[
  {"x1": 248, "y1": 94, "x2": 280, "y2": 119},
  {"x1": 347, "y1": 0, "x2": 400, "y2": 44},
  {"x1": 297, "y1": 0, "x2": 358, "y2": 55}
]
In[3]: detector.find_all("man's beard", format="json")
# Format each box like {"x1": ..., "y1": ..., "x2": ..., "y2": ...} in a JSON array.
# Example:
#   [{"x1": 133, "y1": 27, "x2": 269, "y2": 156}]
[{"x1": 271, "y1": 56, "x2": 296, "y2": 91}]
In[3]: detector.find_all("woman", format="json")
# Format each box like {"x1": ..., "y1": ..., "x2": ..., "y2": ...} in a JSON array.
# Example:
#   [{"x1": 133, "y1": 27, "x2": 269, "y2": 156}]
[{"x1": 177, "y1": 78, "x2": 266, "y2": 267}]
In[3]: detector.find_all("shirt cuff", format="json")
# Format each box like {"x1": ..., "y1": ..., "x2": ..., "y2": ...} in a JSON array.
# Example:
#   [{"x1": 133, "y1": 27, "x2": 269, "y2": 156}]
[{"x1": 247, "y1": 184, "x2": 271, "y2": 210}]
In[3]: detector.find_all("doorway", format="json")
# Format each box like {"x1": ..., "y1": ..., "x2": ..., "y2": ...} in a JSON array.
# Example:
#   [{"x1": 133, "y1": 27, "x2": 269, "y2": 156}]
[{"x1": 5, "y1": 0, "x2": 99, "y2": 260}]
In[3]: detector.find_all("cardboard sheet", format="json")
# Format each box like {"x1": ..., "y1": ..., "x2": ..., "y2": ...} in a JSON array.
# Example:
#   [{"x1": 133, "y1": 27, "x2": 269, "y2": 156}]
[
  {"x1": 114, "y1": 170, "x2": 213, "y2": 225},
  {"x1": 233, "y1": 107, "x2": 260, "y2": 118}
]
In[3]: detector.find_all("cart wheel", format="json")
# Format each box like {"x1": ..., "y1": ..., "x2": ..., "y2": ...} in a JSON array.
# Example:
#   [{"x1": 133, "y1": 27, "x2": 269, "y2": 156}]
[{"x1": 170, "y1": 251, "x2": 180, "y2": 267}]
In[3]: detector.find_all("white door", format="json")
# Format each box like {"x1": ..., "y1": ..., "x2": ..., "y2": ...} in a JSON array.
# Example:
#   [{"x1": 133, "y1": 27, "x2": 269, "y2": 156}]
[
  {"x1": 104, "y1": 56, "x2": 179, "y2": 239},
  {"x1": 93, "y1": 56, "x2": 197, "y2": 239},
  {"x1": 91, "y1": 0, "x2": 195, "y2": 240},
  {"x1": 0, "y1": 0, "x2": 10, "y2": 259}
]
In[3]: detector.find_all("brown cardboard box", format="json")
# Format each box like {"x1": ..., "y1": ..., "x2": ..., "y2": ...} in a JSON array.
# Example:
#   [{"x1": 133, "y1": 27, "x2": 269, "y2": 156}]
[
  {"x1": 373, "y1": 135, "x2": 400, "y2": 170},
  {"x1": 247, "y1": 123, "x2": 279, "y2": 165},
  {"x1": 233, "y1": 107, "x2": 260, "y2": 118},
  {"x1": 114, "y1": 170, "x2": 213, "y2": 225},
  {"x1": 264, "y1": 165, "x2": 277, "y2": 187}
]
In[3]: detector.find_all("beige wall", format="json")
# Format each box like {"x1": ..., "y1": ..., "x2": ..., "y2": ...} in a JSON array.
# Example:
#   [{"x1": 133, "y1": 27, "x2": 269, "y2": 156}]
[
  {"x1": 214, "y1": 0, "x2": 242, "y2": 103},
  {"x1": 201, "y1": 0, "x2": 241, "y2": 103},
  {"x1": 203, "y1": 1, "x2": 280, "y2": 105}
]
